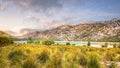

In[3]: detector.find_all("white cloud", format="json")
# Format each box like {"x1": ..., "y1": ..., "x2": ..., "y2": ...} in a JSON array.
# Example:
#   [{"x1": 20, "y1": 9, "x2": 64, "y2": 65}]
[{"x1": 24, "y1": 16, "x2": 62, "y2": 30}]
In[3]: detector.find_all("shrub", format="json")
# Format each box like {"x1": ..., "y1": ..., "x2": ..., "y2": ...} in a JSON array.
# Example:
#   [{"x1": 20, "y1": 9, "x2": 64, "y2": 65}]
[
  {"x1": 102, "y1": 42, "x2": 108, "y2": 48},
  {"x1": 0, "y1": 58, "x2": 9, "y2": 68},
  {"x1": 37, "y1": 51, "x2": 49, "y2": 64},
  {"x1": 27, "y1": 40, "x2": 33, "y2": 44},
  {"x1": 42, "y1": 40, "x2": 54, "y2": 45},
  {"x1": 27, "y1": 37, "x2": 33, "y2": 44},
  {"x1": 105, "y1": 51, "x2": 115, "y2": 61},
  {"x1": 87, "y1": 53, "x2": 100, "y2": 68},
  {"x1": 66, "y1": 42, "x2": 71, "y2": 45},
  {"x1": 57, "y1": 43, "x2": 59, "y2": 45},
  {"x1": 65, "y1": 52, "x2": 77, "y2": 63},
  {"x1": 23, "y1": 56, "x2": 38, "y2": 68},
  {"x1": 72, "y1": 44, "x2": 75, "y2": 45},
  {"x1": 118, "y1": 44, "x2": 120, "y2": 48},
  {"x1": 115, "y1": 55, "x2": 120, "y2": 62},
  {"x1": 35, "y1": 39, "x2": 40, "y2": 44},
  {"x1": 78, "y1": 53, "x2": 88, "y2": 67},
  {"x1": 1, "y1": 43, "x2": 120, "y2": 68},
  {"x1": 87, "y1": 41, "x2": 91, "y2": 46},
  {"x1": 113, "y1": 44, "x2": 117, "y2": 48},
  {"x1": 109, "y1": 63, "x2": 117, "y2": 68},
  {"x1": 8, "y1": 50, "x2": 26, "y2": 64},
  {"x1": 45, "y1": 52, "x2": 62, "y2": 68},
  {"x1": 0, "y1": 37, "x2": 13, "y2": 47}
]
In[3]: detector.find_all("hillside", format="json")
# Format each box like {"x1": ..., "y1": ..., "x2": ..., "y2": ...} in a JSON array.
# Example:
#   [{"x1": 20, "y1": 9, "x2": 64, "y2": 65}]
[
  {"x1": 22, "y1": 18, "x2": 120, "y2": 42},
  {"x1": 0, "y1": 31, "x2": 11, "y2": 38}
]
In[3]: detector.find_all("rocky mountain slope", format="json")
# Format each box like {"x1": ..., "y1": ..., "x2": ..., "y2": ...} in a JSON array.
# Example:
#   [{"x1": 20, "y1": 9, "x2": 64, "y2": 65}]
[{"x1": 22, "y1": 18, "x2": 120, "y2": 42}]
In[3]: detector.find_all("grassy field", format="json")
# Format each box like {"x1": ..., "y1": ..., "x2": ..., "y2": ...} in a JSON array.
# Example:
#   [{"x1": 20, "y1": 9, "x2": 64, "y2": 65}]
[{"x1": 0, "y1": 44, "x2": 120, "y2": 68}]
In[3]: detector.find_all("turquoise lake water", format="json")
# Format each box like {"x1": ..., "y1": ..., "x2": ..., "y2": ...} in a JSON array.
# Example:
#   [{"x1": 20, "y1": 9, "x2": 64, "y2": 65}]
[
  {"x1": 55, "y1": 41, "x2": 88, "y2": 46},
  {"x1": 14, "y1": 41, "x2": 104, "y2": 46}
]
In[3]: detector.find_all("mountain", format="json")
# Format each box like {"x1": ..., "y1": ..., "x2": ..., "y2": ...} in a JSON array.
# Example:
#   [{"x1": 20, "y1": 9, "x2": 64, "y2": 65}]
[
  {"x1": 0, "y1": 31, "x2": 20, "y2": 40},
  {"x1": 0, "y1": 31, "x2": 11, "y2": 38},
  {"x1": 21, "y1": 18, "x2": 120, "y2": 42}
]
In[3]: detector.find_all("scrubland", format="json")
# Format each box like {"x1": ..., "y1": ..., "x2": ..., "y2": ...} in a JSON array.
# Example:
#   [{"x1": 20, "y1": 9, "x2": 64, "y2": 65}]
[{"x1": 0, "y1": 44, "x2": 120, "y2": 68}]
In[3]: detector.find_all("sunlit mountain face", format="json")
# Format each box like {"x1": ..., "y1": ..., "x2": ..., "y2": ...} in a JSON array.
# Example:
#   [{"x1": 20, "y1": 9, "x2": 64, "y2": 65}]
[{"x1": 0, "y1": 0, "x2": 120, "y2": 36}]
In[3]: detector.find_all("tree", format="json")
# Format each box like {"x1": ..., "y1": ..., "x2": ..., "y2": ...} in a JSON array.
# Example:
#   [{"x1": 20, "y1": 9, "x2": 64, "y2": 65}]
[
  {"x1": 35, "y1": 39, "x2": 40, "y2": 44},
  {"x1": 42, "y1": 40, "x2": 54, "y2": 45},
  {"x1": 27, "y1": 37, "x2": 33, "y2": 44},
  {"x1": 66, "y1": 42, "x2": 71, "y2": 45},
  {"x1": 0, "y1": 37, "x2": 13, "y2": 47},
  {"x1": 87, "y1": 41, "x2": 91, "y2": 46},
  {"x1": 113, "y1": 44, "x2": 117, "y2": 48}
]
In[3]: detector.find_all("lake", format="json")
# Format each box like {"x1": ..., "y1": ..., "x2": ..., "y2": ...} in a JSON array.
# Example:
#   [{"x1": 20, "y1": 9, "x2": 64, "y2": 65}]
[{"x1": 14, "y1": 40, "x2": 118, "y2": 48}]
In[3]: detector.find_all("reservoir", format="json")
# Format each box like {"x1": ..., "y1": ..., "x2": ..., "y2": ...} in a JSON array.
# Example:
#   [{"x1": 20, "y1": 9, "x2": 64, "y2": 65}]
[{"x1": 14, "y1": 41, "x2": 119, "y2": 48}]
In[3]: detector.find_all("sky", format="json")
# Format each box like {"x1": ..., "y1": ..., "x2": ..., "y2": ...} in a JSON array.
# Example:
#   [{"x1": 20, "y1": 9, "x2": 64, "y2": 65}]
[{"x1": 0, "y1": 0, "x2": 120, "y2": 36}]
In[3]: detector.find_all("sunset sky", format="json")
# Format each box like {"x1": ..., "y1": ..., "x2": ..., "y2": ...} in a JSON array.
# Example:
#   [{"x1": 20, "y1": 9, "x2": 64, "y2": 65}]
[{"x1": 0, "y1": 0, "x2": 120, "y2": 35}]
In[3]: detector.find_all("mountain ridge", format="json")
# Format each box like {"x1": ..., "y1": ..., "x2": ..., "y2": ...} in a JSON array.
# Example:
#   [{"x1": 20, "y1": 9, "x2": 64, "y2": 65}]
[
  {"x1": 20, "y1": 18, "x2": 120, "y2": 42},
  {"x1": 10, "y1": 18, "x2": 120, "y2": 42}
]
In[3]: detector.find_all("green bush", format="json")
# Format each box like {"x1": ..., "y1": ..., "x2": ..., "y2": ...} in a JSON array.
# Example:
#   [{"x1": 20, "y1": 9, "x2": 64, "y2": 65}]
[
  {"x1": 87, "y1": 41, "x2": 91, "y2": 46},
  {"x1": 27, "y1": 37, "x2": 33, "y2": 44},
  {"x1": 37, "y1": 51, "x2": 49, "y2": 64},
  {"x1": 87, "y1": 53, "x2": 100, "y2": 68},
  {"x1": 8, "y1": 50, "x2": 26, "y2": 64},
  {"x1": 57, "y1": 43, "x2": 59, "y2": 45},
  {"x1": 78, "y1": 53, "x2": 88, "y2": 67},
  {"x1": 113, "y1": 44, "x2": 117, "y2": 48},
  {"x1": 66, "y1": 42, "x2": 71, "y2": 45},
  {"x1": 35, "y1": 39, "x2": 40, "y2": 44},
  {"x1": 0, "y1": 37, "x2": 13, "y2": 46},
  {"x1": 42, "y1": 40, "x2": 54, "y2": 45},
  {"x1": 23, "y1": 57, "x2": 38, "y2": 68}
]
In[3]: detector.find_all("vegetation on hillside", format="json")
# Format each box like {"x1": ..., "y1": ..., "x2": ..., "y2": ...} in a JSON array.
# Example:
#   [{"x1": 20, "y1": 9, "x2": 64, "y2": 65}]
[
  {"x1": 0, "y1": 37, "x2": 13, "y2": 47},
  {"x1": 101, "y1": 36, "x2": 120, "y2": 42},
  {"x1": 0, "y1": 31, "x2": 11, "y2": 38}
]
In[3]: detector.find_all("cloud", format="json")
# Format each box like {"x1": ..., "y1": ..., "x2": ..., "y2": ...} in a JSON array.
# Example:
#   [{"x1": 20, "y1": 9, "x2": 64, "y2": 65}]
[
  {"x1": 1, "y1": 0, "x2": 62, "y2": 12},
  {"x1": 24, "y1": 16, "x2": 62, "y2": 30},
  {"x1": 0, "y1": 3, "x2": 9, "y2": 11},
  {"x1": 25, "y1": 16, "x2": 40, "y2": 22}
]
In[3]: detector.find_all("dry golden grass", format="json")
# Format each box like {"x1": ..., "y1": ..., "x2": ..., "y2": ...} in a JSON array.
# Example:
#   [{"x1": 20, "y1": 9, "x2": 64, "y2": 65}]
[{"x1": 0, "y1": 44, "x2": 120, "y2": 68}]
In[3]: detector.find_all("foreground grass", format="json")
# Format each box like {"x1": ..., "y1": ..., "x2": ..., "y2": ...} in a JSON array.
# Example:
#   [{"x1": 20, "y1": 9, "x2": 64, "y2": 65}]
[{"x1": 0, "y1": 44, "x2": 120, "y2": 68}]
